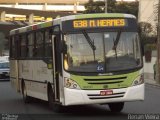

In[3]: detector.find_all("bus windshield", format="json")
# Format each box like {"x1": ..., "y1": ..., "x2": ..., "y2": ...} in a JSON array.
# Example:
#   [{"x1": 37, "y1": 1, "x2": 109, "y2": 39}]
[{"x1": 64, "y1": 31, "x2": 142, "y2": 73}]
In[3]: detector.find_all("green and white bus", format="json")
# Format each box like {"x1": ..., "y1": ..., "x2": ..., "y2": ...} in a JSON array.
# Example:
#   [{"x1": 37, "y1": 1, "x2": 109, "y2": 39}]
[{"x1": 9, "y1": 13, "x2": 144, "y2": 112}]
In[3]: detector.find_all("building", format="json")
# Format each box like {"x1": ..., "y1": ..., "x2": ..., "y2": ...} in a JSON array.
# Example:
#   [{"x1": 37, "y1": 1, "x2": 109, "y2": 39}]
[
  {"x1": 0, "y1": 0, "x2": 90, "y2": 24},
  {"x1": 138, "y1": 0, "x2": 158, "y2": 35},
  {"x1": 0, "y1": 0, "x2": 87, "y2": 13}
]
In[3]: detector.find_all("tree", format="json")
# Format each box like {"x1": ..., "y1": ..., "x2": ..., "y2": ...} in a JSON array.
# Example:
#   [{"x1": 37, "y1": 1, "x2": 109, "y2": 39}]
[
  {"x1": 107, "y1": 0, "x2": 116, "y2": 13},
  {"x1": 138, "y1": 22, "x2": 153, "y2": 36},
  {"x1": 138, "y1": 22, "x2": 153, "y2": 45},
  {"x1": 84, "y1": 0, "x2": 139, "y2": 17},
  {"x1": 115, "y1": 1, "x2": 139, "y2": 17},
  {"x1": 83, "y1": 0, "x2": 105, "y2": 13},
  {"x1": 153, "y1": 2, "x2": 158, "y2": 35},
  {"x1": 138, "y1": 22, "x2": 156, "y2": 58}
]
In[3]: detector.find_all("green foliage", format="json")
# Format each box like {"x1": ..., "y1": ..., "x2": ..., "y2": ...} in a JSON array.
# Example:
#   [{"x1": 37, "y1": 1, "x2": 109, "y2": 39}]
[
  {"x1": 138, "y1": 22, "x2": 153, "y2": 36},
  {"x1": 84, "y1": 0, "x2": 105, "y2": 13},
  {"x1": 138, "y1": 22, "x2": 156, "y2": 57},
  {"x1": 138, "y1": 22, "x2": 155, "y2": 50},
  {"x1": 107, "y1": 0, "x2": 116, "y2": 13},
  {"x1": 83, "y1": 0, "x2": 139, "y2": 17},
  {"x1": 114, "y1": 1, "x2": 139, "y2": 17}
]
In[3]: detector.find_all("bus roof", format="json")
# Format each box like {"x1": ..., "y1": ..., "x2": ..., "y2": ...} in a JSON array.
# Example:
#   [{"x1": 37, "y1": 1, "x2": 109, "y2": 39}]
[
  {"x1": 10, "y1": 13, "x2": 136, "y2": 35},
  {"x1": 61, "y1": 13, "x2": 136, "y2": 21}
]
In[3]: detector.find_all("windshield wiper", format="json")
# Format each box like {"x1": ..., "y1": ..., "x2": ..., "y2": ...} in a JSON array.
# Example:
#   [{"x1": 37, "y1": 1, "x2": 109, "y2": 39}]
[
  {"x1": 112, "y1": 30, "x2": 121, "y2": 50},
  {"x1": 113, "y1": 38, "x2": 118, "y2": 59},
  {"x1": 82, "y1": 31, "x2": 96, "y2": 51},
  {"x1": 112, "y1": 30, "x2": 121, "y2": 59},
  {"x1": 82, "y1": 30, "x2": 96, "y2": 61}
]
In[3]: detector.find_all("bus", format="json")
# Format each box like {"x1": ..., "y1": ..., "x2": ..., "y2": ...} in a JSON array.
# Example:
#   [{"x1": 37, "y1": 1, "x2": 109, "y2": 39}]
[{"x1": 9, "y1": 13, "x2": 144, "y2": 112}]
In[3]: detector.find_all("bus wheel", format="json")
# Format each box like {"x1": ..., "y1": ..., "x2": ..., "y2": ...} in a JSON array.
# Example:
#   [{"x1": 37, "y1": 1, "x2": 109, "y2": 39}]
[
  {"x1": 48, "y1": 86, "x2": 62, "y2": 112},
  {"x1": 22, "y1": 82, "x2": 31, "y2": 103},
  {"x1": 108, "y1": 102, "x2": 124, "y2": 112}
]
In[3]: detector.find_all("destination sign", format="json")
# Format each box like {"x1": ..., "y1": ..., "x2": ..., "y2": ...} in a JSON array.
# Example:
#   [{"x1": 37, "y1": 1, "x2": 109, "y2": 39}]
[
  {"x1": 73, "y1": 19, "x2": 127, "y2": 28},
  {"x1": 62, "y1": 18, "x2": 136, "y2": 32}
]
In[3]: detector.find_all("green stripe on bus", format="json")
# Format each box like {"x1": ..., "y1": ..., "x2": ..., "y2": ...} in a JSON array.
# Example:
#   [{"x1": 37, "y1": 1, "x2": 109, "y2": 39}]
[
  {"x1": 39, "y1": 21, "x2": 53, "y2": 29},
  {"x1": 71, "y1": 70, "x2": 139, "y2": 90},
  {"x1": 13, "y1": 21, "x2": 53, "y2": 34},
  {"x1": 75, "y1": 13, "x2": 125, "y2": 19}
]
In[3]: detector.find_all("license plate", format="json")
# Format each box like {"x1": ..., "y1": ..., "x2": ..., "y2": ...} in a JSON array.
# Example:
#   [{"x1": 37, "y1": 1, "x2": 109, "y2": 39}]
[{"x1": 100, "y1": 90, "x2": 113, "y2": 96}]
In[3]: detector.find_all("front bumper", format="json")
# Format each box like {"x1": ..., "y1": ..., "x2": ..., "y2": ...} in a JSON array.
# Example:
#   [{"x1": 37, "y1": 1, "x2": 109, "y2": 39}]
[{"x1": 64, "y1": 84, "x2": 144, "y2": 106}]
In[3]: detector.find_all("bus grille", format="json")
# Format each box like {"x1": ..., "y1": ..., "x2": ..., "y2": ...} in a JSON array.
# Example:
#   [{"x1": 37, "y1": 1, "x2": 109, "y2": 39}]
[
  {"x1": 84, "y1": 77, "x2": 127, "y2": 85},
  {"x1": 87, "y1": 92, "x2": 125, "y2": 100}
]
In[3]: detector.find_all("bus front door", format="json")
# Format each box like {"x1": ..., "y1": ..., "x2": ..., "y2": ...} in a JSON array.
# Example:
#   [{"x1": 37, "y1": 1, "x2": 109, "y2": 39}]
[
  {"x1": 52, "y1": 35, "x2": 60, "y2": 102},
  {"x1": 11, "y1": 36, "x2": 20, "y2": 92}
]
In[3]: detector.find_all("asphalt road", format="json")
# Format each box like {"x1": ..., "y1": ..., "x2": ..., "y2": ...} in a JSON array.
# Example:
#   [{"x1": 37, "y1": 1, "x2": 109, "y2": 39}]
[{"x1": 0, "y1": 81, "x2": 160, "y2": 120}]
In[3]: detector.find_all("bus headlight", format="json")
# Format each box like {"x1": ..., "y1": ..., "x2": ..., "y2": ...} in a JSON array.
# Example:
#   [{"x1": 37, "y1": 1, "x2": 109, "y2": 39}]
[
  {"x1": 64, "y1": 77, "x2": 81, "y2": 89},
  {"x1": 132, "y1": 74, "x2": 144, "y2": 86}
]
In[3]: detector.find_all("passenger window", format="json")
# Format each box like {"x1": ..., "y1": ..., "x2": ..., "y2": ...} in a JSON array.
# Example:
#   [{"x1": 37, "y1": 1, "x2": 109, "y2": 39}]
[
  {"x1": 35, "y1": 31, "x2": 44, "y2": 57},
  {"x1": 27, "y1": 33, "x2": 34, "y2": 58},
  {"x1": 10, "y1": 37, "x2": 16, "y2": 58},
  {"x1": 20, "y1": 35, "x2": 27, "y2": 58},
  {"x1": 45, "y1": 30, "x2": 52, "y2": 58}
]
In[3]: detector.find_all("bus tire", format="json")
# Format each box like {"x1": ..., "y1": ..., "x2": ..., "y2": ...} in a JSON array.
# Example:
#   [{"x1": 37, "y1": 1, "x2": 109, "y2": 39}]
[
  {"x1": 22, "y1": 81, "x2": 31, "y2": 103},
  {"x1": 108, "y1": 102, "x2": 124, "y2": 112},
  {"x1": 48, "y1": 85, "x2": 62, "y2": 112}
]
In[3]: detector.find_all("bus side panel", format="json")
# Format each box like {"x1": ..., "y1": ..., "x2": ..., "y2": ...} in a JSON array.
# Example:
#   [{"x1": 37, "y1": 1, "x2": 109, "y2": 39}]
[
  {"x1": 10, "y1": 60, "x2": 20, "y2": 92},
  {"x1": 18, "y1": 60, "x2": 53, "y2": 101}
]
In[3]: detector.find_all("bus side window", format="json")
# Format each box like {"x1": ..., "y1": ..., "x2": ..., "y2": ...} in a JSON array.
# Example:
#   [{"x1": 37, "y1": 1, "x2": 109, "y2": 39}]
[
  {"x1": 45, "y1": 30, "x2": 52, "y2": 58},
  {"x1": 11, "y1": 35, "x2": 20, "y2": 59},
  {"x1": 35, "y1": 31, "x2": 44, "y2": 58},
  {"x1": 20, "y1": 34, "x2": 27, "y2": 58},
  {"x1": 10, "y1": 36, "x2": 15, "y2": 58},
  {"x1": 27, "y1": 33, "x2": 34, "y2": 58},
  {"x1": 10, "y1": 37, "x2": 14, "y2": 58},
  {"x1": 14, "y1": 35, "x2": 19, "y2": 58}
]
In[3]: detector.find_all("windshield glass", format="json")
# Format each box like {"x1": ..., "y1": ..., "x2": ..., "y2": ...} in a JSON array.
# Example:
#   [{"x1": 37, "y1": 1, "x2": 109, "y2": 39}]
[
  {"x1": 64, "y1": 32, "x2": 142, "y2": 73},
  {"x1": 105, "y1": 32, "x2": 141, "y2": 72},
  {"x1": 0, "y1": 62, "x2": 9, "y2": 68}
]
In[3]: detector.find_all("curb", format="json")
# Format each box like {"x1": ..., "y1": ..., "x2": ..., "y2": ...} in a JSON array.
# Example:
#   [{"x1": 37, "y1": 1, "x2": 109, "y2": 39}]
[{"x1": 145, "y1": 82, "x2": 160, "y2": 88}]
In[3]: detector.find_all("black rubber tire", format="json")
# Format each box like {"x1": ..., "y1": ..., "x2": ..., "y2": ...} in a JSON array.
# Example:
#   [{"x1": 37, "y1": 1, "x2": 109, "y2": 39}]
[
  {"x1": 48, "y1": 86, "x2": 63, "y2": 112},
  {"x1": 22, "y1": 81, "x2": 31, "y2": 103},
  {"x1": 108, "y1": 102, "x2": 124, "y2": 112}
]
